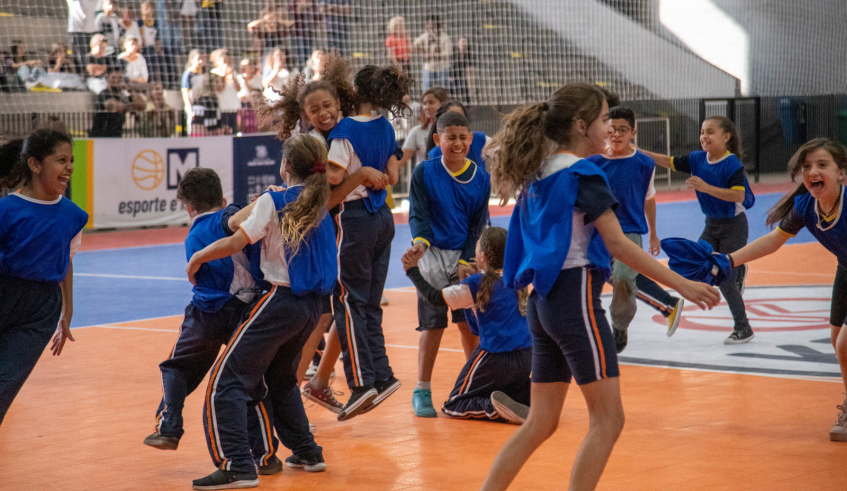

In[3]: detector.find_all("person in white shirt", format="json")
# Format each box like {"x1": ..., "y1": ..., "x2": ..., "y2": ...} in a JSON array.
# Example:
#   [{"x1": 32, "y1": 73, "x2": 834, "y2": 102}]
[
  {"x1": 237, "y1": 57, "x2": 264, "y2": 103},
  {"x1": 263, "y1": 48, "x2": 297, "y2": 102},
  {"x1": 210, "y1": 48, "x2": 243, "y2": 133},
  {"x1": 399, "y1": 86, "x2": 449, "y2": 170},
  {"x1": 118, "y1": 36, "x2": 149, "y2": 86},
  {"x1": 413, "y1": 15, "x2": 452, "y2": 91},
  {"x1": 67, "y1": 0, "x2": 100, "y2": 73}
]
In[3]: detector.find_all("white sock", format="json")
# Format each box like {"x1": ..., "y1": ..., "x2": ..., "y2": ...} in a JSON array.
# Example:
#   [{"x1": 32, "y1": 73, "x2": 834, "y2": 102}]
[{"x1": 416, "y1": 381, "x2": 431, "y2": 391}]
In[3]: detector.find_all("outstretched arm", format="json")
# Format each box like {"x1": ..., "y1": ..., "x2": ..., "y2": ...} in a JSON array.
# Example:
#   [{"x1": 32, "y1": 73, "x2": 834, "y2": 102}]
[
  {"x1": 728, "y1": 229, "x2": 789, "y2": 266},
  {"x1": 639, "y1": 149, "x2": 673, "y2": 169}
]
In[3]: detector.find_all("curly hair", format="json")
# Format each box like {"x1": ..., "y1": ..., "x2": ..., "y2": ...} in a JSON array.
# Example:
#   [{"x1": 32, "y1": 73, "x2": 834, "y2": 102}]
[
  {"x1": 279, "y1": 134, "x2": 331, "y2": 257},
  {"x1": 353, "y1": 64, "x2": 412, "y2": 118}
]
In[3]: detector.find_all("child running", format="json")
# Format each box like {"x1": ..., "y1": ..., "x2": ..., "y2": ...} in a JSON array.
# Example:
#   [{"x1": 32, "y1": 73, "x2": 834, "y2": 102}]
[
  {"x1": 0, "y1": 130, "x2": 88, "y2": 425},
  {"x1": 478, "y1": 83, "x2": 720, "y2": 491},
  {"x1": 186, "y1": 133, "x2": 336, "y2": 490},
  {"x1": 587, "y1": 106, "x2": 683, "y2": 352},
  {"x1": 641, "y1": 116, "x2": 755, "y2": 344},
  {"x1": 407, "y1": 110, "x2": 490, "y2": 417},
  {"x1": 403, "y1": 227, "x2": 532, "y2": 424},
  {"x1": 325, "y1": 64, "x2": 410, "y2": 421}
]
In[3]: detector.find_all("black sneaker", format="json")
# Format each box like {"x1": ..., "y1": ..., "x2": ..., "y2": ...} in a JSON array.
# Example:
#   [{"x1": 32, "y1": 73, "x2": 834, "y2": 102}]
[
  {"x1": 724, "y1": 326, "x2": 755, "y2": 345},
  {"x1": 285, "y1": 453, "x2": 326, "y2": 472},
  {"x1": 192, "y1": 469, "x2": 258, "y2": 490},
  {"x1": 613, "y1": 329, "x2": 628, "y2": 354},
  {"x1": 143, "y1": 431, "x2": 179, "y2": 450},
  {"x1": 256, "y1": 455, "x2": 282, "y2": 475},
  {"x1": 337, "y1": 385, "x2": 377, "y2": 422},
  {"x1": 360, "y1": 376, "x2": 402, "y2": 414},
  {"x1": 735, "y1": 264, "x2": 748, "y2": 295}
]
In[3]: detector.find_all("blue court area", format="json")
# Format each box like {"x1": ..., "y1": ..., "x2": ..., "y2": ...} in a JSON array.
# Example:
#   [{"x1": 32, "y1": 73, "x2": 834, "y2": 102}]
[{"x1": 72, "y1": 192, "x2": 816, "y2": 328}]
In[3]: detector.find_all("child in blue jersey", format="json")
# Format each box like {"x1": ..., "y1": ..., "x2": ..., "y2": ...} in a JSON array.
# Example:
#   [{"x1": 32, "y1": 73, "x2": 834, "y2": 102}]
[
  {"x1": 425, "y1": 100, "x2": 493, "y2": 170},
  {"x1": 478, "y1": 84, "x2": 720, "y2": 491},
  {"x1": 325, "y1": 63, "x2": 411, "y2": 421},
  {"x1": 715, "y1": 139, "x2": 847, "y2": 442},
  {"x1": 186, "y1": 134, "x2": 337, "y2": 490},
  {"x1": 641, "y1": 116, "x2": 755, "y2": 344},
  {"x1": 587, "y1": 106, "x2": 683, "y2": 352},
  {"x1": 403, "y1": 227, "x2": 532, "y2": 424},
  {"x1": 0, "y1": 130, "x2": 88, "y2": 425},
  {"x1": 142, "y1": 168, "x2": 280, "y2": 473},
  {"x1": 407, "y1": 110, "x2": 490, "y2": 418}
]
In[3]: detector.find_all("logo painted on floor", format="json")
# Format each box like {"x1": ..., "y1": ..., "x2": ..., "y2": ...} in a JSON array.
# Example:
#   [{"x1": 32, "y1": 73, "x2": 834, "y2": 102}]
[{"x1": 608, "y1": 286, "x2": 840, "y2": 380}]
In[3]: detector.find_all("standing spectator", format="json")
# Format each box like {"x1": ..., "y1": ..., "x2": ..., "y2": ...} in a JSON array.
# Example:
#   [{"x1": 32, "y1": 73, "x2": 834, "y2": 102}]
[
  {"x1": 385, "y1": 16, "x2": 410, "y2": 74},
  {"x1": 90, "y1": 67, "x2": 143, "y2": 137},
  {"x1": 288, "y1": 0, "x2": 322, "y2": 72},
  {"x1": 8, "y1": 41, "x2": 45, "y2": 85},
  {"x1": 85, "y1": 34, "x2": 118, "y2": 94},
  {"x1": 262, "y1": 47, "x2": 296, "y2": 102},
  {"x1": 139, "y1": 2, "x2": 170, "y2": 85},
  {"x1": 118, "y1": 36, "x2": 149, "y2": 87},
  {"x1": 118, "y1": 6, "x2": 143, "y2": 49},
  {"x1": 321, "y1": 0, "x2": 350, "y2": 57},
  {"x1": 178, "y1": 0, "x2": 199, "y2": 49},
  {"x1": 237, "y1": 57, "x2": 263, "y2": 103},
  {"x1": 67, "y1": 0, "x2": 100, "y2": 74},
  {"x1": 449, "y1": 37, "x2": 474, "y2": 104},
  {"x1": 48, "y1": 44, "x2": 76, "y2": 74},
  {"x1": 301, "y1": 49, "x2": 323, "y2": 81},
  {"x1": 413, "y1": 15, "x2": 452, "y2": 91},
  {"x1": 248, "y1": 1, "x2": 292, "y2": 64},
  {"x1": 198, "y1": 0, "x2": 224, "y2": 52},
  {"x1": 181, "y1": 49, "x2": 218, "y2": 135},
  {"x1": 139, "y1": 81, "x2": 176, "y2": 137},
  {"x1": 209, "y1": 48, "x2": 242, "y2": 134},
  {"x1": 96, "y1": 0, "x2": 122, "y2": 51}
]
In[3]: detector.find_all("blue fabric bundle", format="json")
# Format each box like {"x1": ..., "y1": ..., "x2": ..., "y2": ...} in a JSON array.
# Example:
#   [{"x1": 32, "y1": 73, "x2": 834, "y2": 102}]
[{"x1": 660, "y1": 238, "x2": 732, "y2": 286}]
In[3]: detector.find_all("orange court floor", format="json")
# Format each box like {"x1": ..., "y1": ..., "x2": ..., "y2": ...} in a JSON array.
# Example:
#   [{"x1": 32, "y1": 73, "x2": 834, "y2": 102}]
[{"x1": 1, "y1": 241, "x2": 846, "y2": 491}]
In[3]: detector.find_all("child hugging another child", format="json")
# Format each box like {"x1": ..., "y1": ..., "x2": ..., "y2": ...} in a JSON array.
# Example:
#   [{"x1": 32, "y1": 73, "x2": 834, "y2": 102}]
[{"x1": 403, "y1": 227, "x2": 532, "y2": 424}]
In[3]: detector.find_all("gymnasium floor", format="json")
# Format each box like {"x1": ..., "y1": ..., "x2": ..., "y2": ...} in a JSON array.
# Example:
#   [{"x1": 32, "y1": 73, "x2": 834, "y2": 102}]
[{"x1": 1, "y1": 186, "x2": 846, "y2": 490}]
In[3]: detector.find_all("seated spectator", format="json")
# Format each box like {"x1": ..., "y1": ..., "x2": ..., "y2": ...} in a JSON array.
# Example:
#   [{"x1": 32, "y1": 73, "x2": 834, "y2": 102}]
[
  {"x1": 385, "y1": 16, "x2": 410, "y2": 74},
  {"x1": 139, "y1": 81, "x2": 176, "y2": 137},
  {"x1": 90, "y1": 67, "x2": 144, "y2": 137},
  {"x1": 301, "y1": 49, "x2": 323, "y2": 81},
  {"x1": 9, "y1": 40, "x2": 45, "y2": 84},
  {"x1": 237, "y1": 57, "x2": 263, "y2": 103},
  {"x1": 48, "y1": 44, "x2": 76, "y2": 73},
  {"x1": 262, "y1": 47, "x2": 296, "y2": 102},
  {"x1": 96, "y1": 0, "x2": 122, "y2": 50},
  {"x1": 118, "y1": 6, "x2": 142, "y2": 49},
  {"x1": 118, "y1": 36, "x2": 149, "y2": 86},
  {"x1": 86, "y1": 34, "x2": 118, "y2": 93}
]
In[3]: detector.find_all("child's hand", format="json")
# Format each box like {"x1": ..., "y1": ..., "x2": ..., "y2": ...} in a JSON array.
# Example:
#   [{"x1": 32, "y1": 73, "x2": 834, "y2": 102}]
[
  {"x1": 410, "y1": 242, "x2": 427, "y2": 260},
  {"x1": 676, "y1": 279, "x2": 720, "y2": 310},
  {"x1": 186, "y1": 255, "x2": 201, "y2": 285},
  {"x1": 360, "y1": 167, "x2": 388, "y2": 190},
  {"x1": 457, "y1": 262, "x2": 476, "y2": 280},
  {"x1": 266, "y1": 184, "x2": 286, "y2": 193},
  {"x1": 686, "y1": 176, "x2": 708, "y2": 192},
  {"x1": 648, "y1": 234, "x2": 661, "y2": 256},
  {"x1": 51, "y1": 316, "x2": 75, "y2": 356},
  {"x1": 401, "y1": 249, "x2": 418, "y2": 271}
]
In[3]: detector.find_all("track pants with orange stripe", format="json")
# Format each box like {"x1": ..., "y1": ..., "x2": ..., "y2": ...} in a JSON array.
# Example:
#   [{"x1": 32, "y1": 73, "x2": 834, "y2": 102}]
[
  {"x1": 204, "y1": 286, "x2": 324, "y2": 472},
  {"x1": 635, "y1": 274, "x2": 677, "y2": 317},
  {"x1": 441, "y1": 346, "x2": 531, "y2": 421},
  {"x1": 332, "y1": 200, "x2": 395, "y2": 388}
]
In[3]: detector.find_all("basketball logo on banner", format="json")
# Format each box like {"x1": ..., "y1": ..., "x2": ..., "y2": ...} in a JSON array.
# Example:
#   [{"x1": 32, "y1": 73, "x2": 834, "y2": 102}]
[{"x1": 132, "y1": 150, "x2": 165, "y2": 190}]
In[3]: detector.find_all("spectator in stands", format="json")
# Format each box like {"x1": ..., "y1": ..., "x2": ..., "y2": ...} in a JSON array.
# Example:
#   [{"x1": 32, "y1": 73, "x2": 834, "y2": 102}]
[
  {"x1": 321, "y1": 0, "x2": 351, "y2": 57},
  {"x1": 139, "y1": 2, "x2": 171, "y2": 86},
  {"x1": 210, "y1": 49, "x2": 242, "y2": 134},
  {"x1": 90, "y1": 67, "x2": 144, "y2": 137},
  {"x1": 48, "y1": 44, "x2": 76, "y2": 74},
  {"x1": 96, "y1": 0, "x2": 122, "y2": 51},
  {"x1": 414, "y1": 15, "x2": 452, "y2": 91},
  {"x1": 449, "y1": 36, "x2": 474, "y2": 104},
  {"x1": 68, "y1": 0, "x2": 100, "y2": 74},
  {"x1": 181, "y1": 49, "x2": 219, "y2": 135},
  {"x1": 198, "y1": 0, "x2": 224, "y2": 52},
  {"x1": 86, "y1": 34, "x2": 118, "y2": 94},
  {"x1": 385, "y1": 16, "x2": 410, "y2": 74},
  {"x1": 8, "y1": 40, "x2": 45, "y2": 85},
  {"x1": 248, "y1": 2, "x2": 293, "y2": 64},
  {"x1": 302, "y1": 49, "x2": 323, "y2": 81},
  {"x1": 139, "y1": 81, "x2": 176, "y2": 137},
  {"x1": 118, "y1": 6, "x2": 143, "y2": 50},
  {"x1": 262, "y1": 47, "x2": 296, "y2": 102},
  {"x1": 237, "y1": 58, "x2": 264, "y2": 103},
  {"x1": 178, "y1": 0, "x2": 199, "y2": 49},
  {"x1": 118, "y1": 36, "x2": 149, "y2": 87},
  {"x1": 288, "y1": 0, "x2": 322, "y2": 72}
]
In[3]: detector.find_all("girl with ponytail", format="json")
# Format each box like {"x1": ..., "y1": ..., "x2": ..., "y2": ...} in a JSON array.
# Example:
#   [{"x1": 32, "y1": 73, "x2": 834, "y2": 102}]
[
  {"x1": 185, "y1": 133, "x2": 336, "y2": 487},
  {"x1": 480, "y1": 83, "x2": 720, "y2": 491},
  {"x1": 0, "y1": 129, "x2": 88, "y2": 425},
  {"x1": 402, "y1": 227, "x2": 533, "y2": 424}
]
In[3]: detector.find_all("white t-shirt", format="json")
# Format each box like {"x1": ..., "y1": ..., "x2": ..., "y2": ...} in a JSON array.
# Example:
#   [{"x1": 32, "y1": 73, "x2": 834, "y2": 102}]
[
  {"x1": 239, "y1": 191, "x2": 292, "y2": 286},
  {"x1": 216, "y1": 75, "x2": 242, "y2": 111},
  {"x1": 121, "y1": 54, "x2": 149, "y2": 82},
  {"x1": 327, "y1": 115, "x2": 381, "y2": 203},
  {"x1": 414, "y1": 31, "x2": 453, "y2": 72},
  {"x1": 68, "y1": 0, "x2": 99, "y2": 33},
  {"x1": 402, "y1": 123, "x2": 431, "y2": 165},
  {"x1": 237, "y1": 73, "x2": 264, "y2": 99},
  {"x1": 139, "y1": 20, "x2": 158, "y2": 47}
]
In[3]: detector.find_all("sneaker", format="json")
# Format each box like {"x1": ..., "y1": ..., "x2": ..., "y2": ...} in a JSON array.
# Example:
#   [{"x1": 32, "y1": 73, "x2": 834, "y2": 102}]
[
  {"x1": 613, "y1": 328, "x2": 628, "y2": 354},
  {"x1": 361, "y1": 376, "x2": 402, "y2": 414},
  {"x1": 381, "y1": 295, "x2": 389, "y2": 306},
  {"x1": 301, "y1": 380, "x2": 344, "y2": 414},
  {"x1": 491, "y1": 391, "x2": 529, "y2": 424},
  {"x1": 724, "y1": 326, "x2": 755, "y2": 345},
  {"x1": 143, "y1": 431, "x2": 179, "y2": 450},
  {"x1": 337, "y1": 386, "x2": 377, "y2": 422},
  {"x1": 192, "y1": 469, "x2": 258, "y2": 490},
  {"x1": 830, "y1": 396, "x2": 847, "y2": 442},
  {"x1": 666, "y1": 297, "x2": 684, "y2": 338},
  {"x1": 304, "y1": 362, "x2": 318, "y2": 380},
  {"x1": 412, "y1": 387, "x2": 437, "y2": 418},
  {"x1": 285, "y1": 453, "x2": 326, "y2": 472},
  {"x1": 735, "y1": 264, "x2": 748, "y2": 296},
  {"x1": 257, "y1": 455, "x2": 282, "y2": 475}
]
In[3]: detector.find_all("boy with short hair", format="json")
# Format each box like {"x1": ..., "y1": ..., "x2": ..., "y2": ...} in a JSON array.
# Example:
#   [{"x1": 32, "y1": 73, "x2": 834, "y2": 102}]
[
  {"x1": 587, "y1": 106, "x2": 683, "y2": 353},
  {"x1": 407, "y1": 111, "x2": 490, "y2": 417},
  {"x1": 143, "y1": 168, "x2": 282, "y2": 475}
]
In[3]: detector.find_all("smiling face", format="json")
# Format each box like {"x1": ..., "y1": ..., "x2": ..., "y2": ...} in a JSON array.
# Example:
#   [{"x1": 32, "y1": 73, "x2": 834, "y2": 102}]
[
  {"x1": 700, "y1": 119, "x2": 730, "y2": 156},
  {"x1": 303, "y1": 89, "x2": 341, "y2": 135},
  {"x1": 802, "y1": 148, "x2": 845, "y2": 201},
  {"x1": 435, "y1": 124, "x2": 471, "y2": 167},
  {"x1": 421, "y1": 93, "x2": 441, "y2": 123},
  {"x1": 582, "y1": 99, "x2": 611, "y2": 156},
  {"x1": 30, "y1": 142, "x2": 74, "y2": 198},
  {"x1": 608, "y1": 117, "x2": 634, "y2": 154}
]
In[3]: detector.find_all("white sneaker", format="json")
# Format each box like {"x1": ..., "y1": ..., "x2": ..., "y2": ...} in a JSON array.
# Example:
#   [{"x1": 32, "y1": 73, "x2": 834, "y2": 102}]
[{"x1": 304, "y1": 362, "x2": 318, "y2": 380}]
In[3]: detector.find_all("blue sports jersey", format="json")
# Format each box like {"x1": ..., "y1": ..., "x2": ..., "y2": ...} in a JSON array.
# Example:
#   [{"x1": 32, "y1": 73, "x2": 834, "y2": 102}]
[
  {"x1": 503, "y1": 158, "x2": 613, "y2": 299},
  {"x1": 409, "y1": 157, "x2": 490, "y2": 261},
  {"x1": 587, "y1": 151, "x2": 654, "y2": 234},
  {"x1": 427, "y1": 131, "x2": 487, "y2": 169},
  {"x1": 788, "y1": 188, "x2": 847, "y2": 262},
  {"x1": 187, "y1": 204, "x2": 258, "y2": 312},
  {"x1": 0, "y1": 194, "x2": 88, "y2": 283},
  {"x1": 328, "y1": 116, "x2": 395, "y2": 213},
  {"x1": 269, "y1": 187, "x2": 338, "y2": 296},
  {"x1": 676, "y1": 151, "x2": 755, "y2": 219},
  {"x1": 462, "y1": 273, "x2": 532, "y2": 353}
]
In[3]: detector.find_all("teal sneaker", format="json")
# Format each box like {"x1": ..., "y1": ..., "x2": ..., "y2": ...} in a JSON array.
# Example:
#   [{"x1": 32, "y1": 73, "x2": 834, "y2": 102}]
[{"x1": 412, "y1": 388, "x2": 437, "y2": 418}]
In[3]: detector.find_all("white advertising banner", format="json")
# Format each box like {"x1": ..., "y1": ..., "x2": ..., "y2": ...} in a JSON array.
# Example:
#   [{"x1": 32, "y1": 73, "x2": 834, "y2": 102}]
[{"x1": 92, "y1": 137, "x2": 234, "y2": 228}]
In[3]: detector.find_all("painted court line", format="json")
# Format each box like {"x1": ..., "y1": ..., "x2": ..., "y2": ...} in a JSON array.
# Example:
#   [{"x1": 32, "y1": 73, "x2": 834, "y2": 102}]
[
  {"x1": 75, "y1": 273, "x2": 186, "y2": 281},
  {"x1": 92, "y1": 325, "x2": 179, "y2": 333}
]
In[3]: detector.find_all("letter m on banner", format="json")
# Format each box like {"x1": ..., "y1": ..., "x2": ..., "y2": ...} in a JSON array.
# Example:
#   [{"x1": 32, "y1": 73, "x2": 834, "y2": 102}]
[{"x1": 167, "y1": 148, "x2": 199, "y2": 189}]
